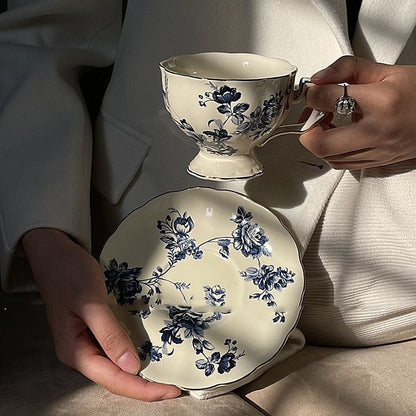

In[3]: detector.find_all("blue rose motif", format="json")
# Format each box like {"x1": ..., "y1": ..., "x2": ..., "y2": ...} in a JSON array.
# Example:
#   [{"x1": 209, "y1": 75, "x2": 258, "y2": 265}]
[
  {"x1": 249, "y1": 93, "x2": 283, "y2": 130},
  {"x1": 203, "y1": 285, "x2": 226, "y2": 307},
  {"x1": 274, "y1": 267, "x2": 295, "y2": 290},
  {"x1": 139, "y1": 341, "x2": 162, "y2": 362},
  {"x1": 240, "y1": 264, "x2": 296, "y2": 313},
  {"x1": 203, "y1": 127, "x2": 232, "y2": 143},
  {"x1": 232, "y1": 221, "x2": 271, "y2": 258},
  {"x1": 241, "y1": 265, "x2": 295, "y2": 293},
  {"x1": 253, "y1": 264, "x2": 279, "y2": 291},
  {"x1": 116, "y1": 276, "x2": 142, "y2": 305},
  {"x1": 218, "y1": 352, "x2": 237, "y2": 374},
  {"x1": 160, "y1": 324, "x2": 183, "y2": 346},
  {"x1": 104, "y1": 259, "x2": 143, "y2": 305},
  {"x1": 173, "y1": 215, "x2": 194, "y2": 238},
  {"x1": 194, "y1": 82, "x2": 285, "y2": 155},
  {"x1": 173, "y1": 307, "x2": 209, "y2": 339},
  {"x1": 195, "y1": 338, "x2": 245, "y2": 377},
  {"x1": 174, "y1": 239, "x2": 197, "y2": 261},
  {"x1": 212, "y1": 85, "x2": 241, "y2": 104},
  {"x1": 261, "y1": 93, "x2": 282, "y2": 123},
  {"x1": 160, "y1": 306, "x2": 210, "y2": 345},
  {"x1": 249, "y1": 106, "x2": 265, "y2": 131}
]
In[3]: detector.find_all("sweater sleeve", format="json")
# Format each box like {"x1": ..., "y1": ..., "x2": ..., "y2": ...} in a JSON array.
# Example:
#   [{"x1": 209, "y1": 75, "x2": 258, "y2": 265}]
[{"x1": 0, "y1": 0, "x2": 121, "y2": 291}]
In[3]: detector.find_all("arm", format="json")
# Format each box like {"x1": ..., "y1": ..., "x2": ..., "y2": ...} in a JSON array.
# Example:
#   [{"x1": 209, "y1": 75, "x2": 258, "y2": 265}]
[
  {"x1": 0, "y1": 0, "x2": 121, "y2": 287},
  {"x1": 0, "y1": 1, "x2": 180, "y2": 401},
  {"x1": 23, "y1": 228, "x2": 179, "y2": 401}
]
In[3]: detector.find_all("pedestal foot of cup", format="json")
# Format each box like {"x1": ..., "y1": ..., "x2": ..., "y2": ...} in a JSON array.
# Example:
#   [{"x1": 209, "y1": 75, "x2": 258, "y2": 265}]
[{"x1": 187, "y1": 152, "x2": 263, "y2": 181}]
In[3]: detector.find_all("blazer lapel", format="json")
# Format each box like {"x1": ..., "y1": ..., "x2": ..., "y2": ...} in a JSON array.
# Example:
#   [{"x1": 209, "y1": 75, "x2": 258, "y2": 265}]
[
  {"x1": 312, "y1": 0, "x2": 353, "y2": 55},
  {"x1": 353, "y1": 0, "x2": 416, "y2": 63}
]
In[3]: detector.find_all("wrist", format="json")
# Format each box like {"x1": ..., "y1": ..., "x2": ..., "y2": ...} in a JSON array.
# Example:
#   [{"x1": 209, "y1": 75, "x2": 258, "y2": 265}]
[
  {"x1": 22, "y1": 228, "x2": 88, "y2": 294},
  {"x1": 22, "y1": 228, "x2": 71, "y2": 255}
]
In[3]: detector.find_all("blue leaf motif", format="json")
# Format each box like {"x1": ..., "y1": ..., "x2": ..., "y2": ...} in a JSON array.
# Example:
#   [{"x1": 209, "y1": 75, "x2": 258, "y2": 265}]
[
  {"x1": 160, "y1": 235, "x2": 174, "y2": 245},
  {"x1": 217, "y1": 239, "x2": 231, "y2": 259},
  {"x1": 231, "y1": 206, "x2": 253, "y2": 224},
  {"x1": 192, "y1": 338, "x2": 204, "y2": 354},
  {"x1": 217, "y1": 104, "x2": 231, "y2": 115},
  {"x1": 182, "y1": 81, "x2": 285, "y2": 157},
  {"x1": 233, "y1": 102, "x2": 250, "y2": 114},
  {"x1": 196, "y1": 359, "x2": 208, "y2": 369},
  {"x1": 231, "y1": 113, "x2": 246, "y2": 126},
  {"x1": 273, "y1": 312, "x2": 286, "y2": 323},
  {"x1": 203, "y1": 340, "x2": 215, "y2": 351},
  {"x1": 205, "y1": 363, "x2": 215, "y2": 377},
  {"x1": 211, "y1": 351, "x2": 221, "y2": 363}
]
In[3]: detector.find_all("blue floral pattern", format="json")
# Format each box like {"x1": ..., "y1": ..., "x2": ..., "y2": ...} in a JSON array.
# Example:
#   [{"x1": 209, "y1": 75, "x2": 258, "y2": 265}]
[
  {"x1": 105, "y1": 205, "x2": 295, "y2": 320},
  {"x1": 139, "y1": 305, "x2": 243, "y2": 377},
  {"x1": 104, "y1": 204, "x2": 296, "y2": 378},
  {"x1": 240, "y1": 265, "x2": 295, "y2": 311},
  {"x1": 204, "y1": 285, "x2": 226, "y2": 307},
  {"x1": 163, "y1": 75, "x2": 284, "y2": 156},
  {"x1": 105, "y1": 257, "x2": 189, "y2": 306}
]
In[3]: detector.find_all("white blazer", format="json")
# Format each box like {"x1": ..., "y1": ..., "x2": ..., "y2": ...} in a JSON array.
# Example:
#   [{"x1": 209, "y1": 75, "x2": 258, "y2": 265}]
[{"x1": 1, "y1": 0, "x2": 415, "y2": 291}]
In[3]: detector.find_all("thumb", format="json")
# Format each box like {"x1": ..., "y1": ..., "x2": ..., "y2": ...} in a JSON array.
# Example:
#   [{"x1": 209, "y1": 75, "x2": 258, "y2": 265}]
[
  {"x1": 84, "y1": 304, "x2": 141, "y2": 375},
  {"x1": 311, "y1": 55, "x2": 391, "y2": 85}
]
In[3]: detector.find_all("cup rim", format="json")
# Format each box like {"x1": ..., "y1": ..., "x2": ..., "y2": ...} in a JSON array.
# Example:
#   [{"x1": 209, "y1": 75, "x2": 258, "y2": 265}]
[{"x1": 159, "y1": 52, "x2": 297, "y2": 81}]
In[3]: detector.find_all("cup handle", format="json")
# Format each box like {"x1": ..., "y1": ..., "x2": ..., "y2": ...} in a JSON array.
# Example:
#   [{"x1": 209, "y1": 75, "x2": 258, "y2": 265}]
[{"x1": 257, "y1": 77, "x2": 326, "y2": 148}]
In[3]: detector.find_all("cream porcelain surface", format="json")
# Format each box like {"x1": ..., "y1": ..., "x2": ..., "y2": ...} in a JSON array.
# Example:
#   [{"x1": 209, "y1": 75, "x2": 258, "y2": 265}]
[
  {"x1": 161, "y1": 52, "x2": 297, "y2": 79},
  {"x1": 99, "y1": 188, "x2": 304, "y2": 391},
  {"x1": 160, "y1": 53, "x2": 302, "y2": 180}
]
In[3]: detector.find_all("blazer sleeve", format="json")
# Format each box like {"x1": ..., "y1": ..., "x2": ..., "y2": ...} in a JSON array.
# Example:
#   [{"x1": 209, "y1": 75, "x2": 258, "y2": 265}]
[{"x1": 0, "y1": 0, "x2": 122, "y2": 291}]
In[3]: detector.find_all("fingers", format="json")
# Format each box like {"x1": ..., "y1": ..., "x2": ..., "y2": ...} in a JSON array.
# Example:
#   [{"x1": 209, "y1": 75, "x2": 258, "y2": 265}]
[
  {"x1": 306, "y1": 83, "x2": 362, "y2": 114},
  {"x1": 300, "y1": 57, "x2": 413, "y2": 169},
  {"x1": 81, "y1": 303, "x2": 140, "y2": 375},
  {"x1": 299, "y1": 122, "x2": 370, "y2": 169},
  {"x1": 311, "y1": 55, "x2": 392, "y2": 85},
  {"x1": 74, "y1": 328, "x2": 181, "y2": 401},
  {"x1": 300, "y1": 122, "x2": 360, "y2": 157},
  {"x1": 305, "y1": 81, "x2": 403, "y2": 118},
  {"x1": 299, "y1": 120, "x2": 401, "y2": 169},
  {"x1": 82, "y1": 303, "x2": 181, "y2": 400},
  {"x1": 298, "y1": 107, "x2": 334, "y2": 126},
  {"x1": 305, "y1": 56, "x2": 399, "y2": 116}
]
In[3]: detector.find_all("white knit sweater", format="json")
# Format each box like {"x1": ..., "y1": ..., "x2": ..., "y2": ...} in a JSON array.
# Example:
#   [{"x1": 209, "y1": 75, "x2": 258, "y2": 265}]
[{"x1": 299, "y1": 162, "x2": 416, "y2": 346}]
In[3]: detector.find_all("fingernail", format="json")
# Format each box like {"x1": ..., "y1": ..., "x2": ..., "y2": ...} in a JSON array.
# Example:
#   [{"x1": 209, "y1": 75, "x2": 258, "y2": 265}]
[
  {"x1": 117, "y1": 351, "x2": 140, "y2": 375},
  {"x1": 311, "y1": 66, "x2": 336, "y2": 82},
  {"x1": 162, "y1": 390, "x2": 181, "y2": 400}
]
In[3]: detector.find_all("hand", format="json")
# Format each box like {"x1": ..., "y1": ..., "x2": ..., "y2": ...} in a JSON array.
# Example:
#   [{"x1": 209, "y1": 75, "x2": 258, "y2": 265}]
[
  {"x1": 300, "y1": 56, "x2": 416, "y2": 169},
  {"x1": 22, "y1": 228, "x2": 181, "y2": 401}
]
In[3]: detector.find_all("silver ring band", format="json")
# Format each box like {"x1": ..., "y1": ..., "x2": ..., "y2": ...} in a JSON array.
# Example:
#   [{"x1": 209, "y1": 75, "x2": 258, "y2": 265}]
[{"x1": 335, "y1": 83, "x2": 356, "y2": 116}]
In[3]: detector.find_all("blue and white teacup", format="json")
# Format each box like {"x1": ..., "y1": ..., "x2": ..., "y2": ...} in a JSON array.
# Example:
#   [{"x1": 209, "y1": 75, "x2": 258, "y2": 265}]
[{"x1": 160, "y1": 52, "x2": 322, "y2": 180}]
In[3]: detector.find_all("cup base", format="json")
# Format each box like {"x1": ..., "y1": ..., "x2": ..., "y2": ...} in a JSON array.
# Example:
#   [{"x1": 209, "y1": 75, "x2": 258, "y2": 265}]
[{"x1": 187, "y1": 152, "x2": 264, "y2": 181}]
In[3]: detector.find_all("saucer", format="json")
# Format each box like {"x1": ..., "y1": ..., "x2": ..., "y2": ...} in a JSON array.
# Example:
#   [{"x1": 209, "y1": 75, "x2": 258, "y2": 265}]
[{"x1": 99, "y1": 187, "x2": 304, "y2": 390}]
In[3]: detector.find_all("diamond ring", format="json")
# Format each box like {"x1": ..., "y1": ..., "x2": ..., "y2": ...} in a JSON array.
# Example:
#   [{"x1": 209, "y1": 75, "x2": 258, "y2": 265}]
[{"x1": 335, "y1": 83, "x2": 356, "y2": 116}]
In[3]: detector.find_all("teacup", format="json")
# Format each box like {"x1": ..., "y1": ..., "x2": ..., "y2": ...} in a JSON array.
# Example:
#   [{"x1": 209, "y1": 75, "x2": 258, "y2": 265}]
[{"x1": 160, "y1": 52, "x2": 323, "y2": 180}]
